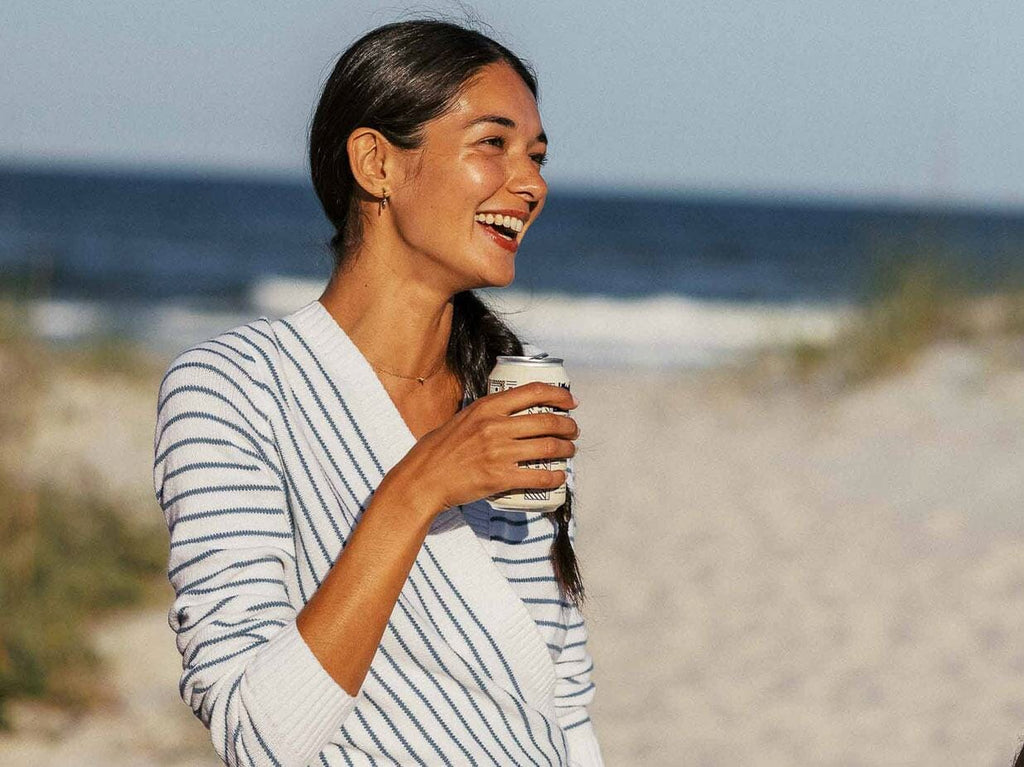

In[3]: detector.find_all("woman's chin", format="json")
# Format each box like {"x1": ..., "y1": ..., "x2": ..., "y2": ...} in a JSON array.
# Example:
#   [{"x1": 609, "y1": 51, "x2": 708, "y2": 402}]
[
  {"x1": 489, "y1": 268, "x2": 516, "y2": 289},
  {"x1": 467, "y1": 261, "x2": 516, "y2": 290},
  {"x1": 483, "y1": 270, "x2": 516, "y2": 290}
]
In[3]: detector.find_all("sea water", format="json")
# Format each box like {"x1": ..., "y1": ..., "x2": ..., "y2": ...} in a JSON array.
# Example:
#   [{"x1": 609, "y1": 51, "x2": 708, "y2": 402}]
[{"x1": 3, "y1": 166, "x2": 1024, "y2": 367}]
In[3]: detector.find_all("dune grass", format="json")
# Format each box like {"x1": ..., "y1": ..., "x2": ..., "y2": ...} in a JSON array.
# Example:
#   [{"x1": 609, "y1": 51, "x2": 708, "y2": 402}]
[
  {"x1": 0, "y1": 302, "x2": 166, "y2": 729},
  {"x1": 781, "y1": 253, "x2": 1024, "y2": 386},
  {"x1": 0, "y1": 472, "x2": 166, "y2": 727}
]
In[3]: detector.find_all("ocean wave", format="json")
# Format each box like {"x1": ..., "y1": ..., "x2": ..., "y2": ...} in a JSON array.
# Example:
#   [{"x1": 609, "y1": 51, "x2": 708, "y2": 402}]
[
  {"x1": 250, "y1": 276, "x2": 854, "y2": 368},
  {"x1": 483, "y1": 290, "x2": 852, "y2": 367},
  {"x1": 22, "y1": 277, "x2": 853, "y2": 368}
]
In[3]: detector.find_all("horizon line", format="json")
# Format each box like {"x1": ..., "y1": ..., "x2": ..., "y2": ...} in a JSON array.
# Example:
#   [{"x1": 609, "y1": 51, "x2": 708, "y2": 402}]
[{"x1": 3, "y1": 155, "x2": 1024, "y2": 217}]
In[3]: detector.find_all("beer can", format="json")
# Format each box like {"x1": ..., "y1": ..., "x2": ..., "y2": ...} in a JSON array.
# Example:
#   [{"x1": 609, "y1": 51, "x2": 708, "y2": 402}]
[{"x1": 486, "y1": 355, "x2": 571, "y2": 512}]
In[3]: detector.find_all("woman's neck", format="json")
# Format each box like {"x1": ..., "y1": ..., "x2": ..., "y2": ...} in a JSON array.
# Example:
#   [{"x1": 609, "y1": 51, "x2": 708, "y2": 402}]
[{"x1": 318, "y1": 250, "x2": 455, "y2": 382}]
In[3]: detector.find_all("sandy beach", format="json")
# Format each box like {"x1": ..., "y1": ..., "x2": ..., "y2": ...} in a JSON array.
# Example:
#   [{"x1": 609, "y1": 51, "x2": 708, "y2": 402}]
[
  {"x1": 577, "y1": 344, "x2": 1024, "y2": 765},
  {"x1": 3, "y1": 336, "x2": 1024, "y2": 765}
]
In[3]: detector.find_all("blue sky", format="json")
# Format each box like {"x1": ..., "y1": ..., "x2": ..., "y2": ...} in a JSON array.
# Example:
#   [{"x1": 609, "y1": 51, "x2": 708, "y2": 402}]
[{"x1": 3, "y1": 1, "x2": 1023, "y2": 205}]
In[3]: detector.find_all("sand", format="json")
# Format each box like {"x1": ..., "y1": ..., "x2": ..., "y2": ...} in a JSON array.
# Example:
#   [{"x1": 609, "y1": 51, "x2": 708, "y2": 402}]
[
  {"x1": 575, "y1": 343, "x2": 1024, "y2": 765},
  {"x1": 3, "y1": 338, "x2": 1024, "y2": 765}
]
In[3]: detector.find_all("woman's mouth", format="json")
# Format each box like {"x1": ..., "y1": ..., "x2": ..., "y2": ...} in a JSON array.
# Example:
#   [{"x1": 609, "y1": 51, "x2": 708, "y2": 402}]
[{"x1": 475, "y1": 212, "x2": 524, "y2": 253}]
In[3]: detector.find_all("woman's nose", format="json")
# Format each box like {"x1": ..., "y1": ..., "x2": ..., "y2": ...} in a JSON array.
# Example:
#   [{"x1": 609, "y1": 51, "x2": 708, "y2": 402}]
[{"x1": 509, "y1": 156, "x2": 547, "y2": 203}]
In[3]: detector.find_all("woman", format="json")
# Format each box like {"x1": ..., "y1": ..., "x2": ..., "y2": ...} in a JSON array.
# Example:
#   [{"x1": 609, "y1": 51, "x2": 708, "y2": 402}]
[{"x1": 152, "y1": 19, "x2": 604, "y2": 767}]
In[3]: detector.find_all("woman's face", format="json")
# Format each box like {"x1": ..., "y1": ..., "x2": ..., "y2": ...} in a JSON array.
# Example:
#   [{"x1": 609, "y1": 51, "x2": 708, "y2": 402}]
[{"x1": 388, "y1": 62, "x2": 549, "y2": 293}]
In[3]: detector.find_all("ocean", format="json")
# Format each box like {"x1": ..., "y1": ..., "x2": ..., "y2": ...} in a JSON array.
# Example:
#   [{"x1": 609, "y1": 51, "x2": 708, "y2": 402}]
[{"x1": 3, "y1": 166, "x2": 1024, "y2": 367}]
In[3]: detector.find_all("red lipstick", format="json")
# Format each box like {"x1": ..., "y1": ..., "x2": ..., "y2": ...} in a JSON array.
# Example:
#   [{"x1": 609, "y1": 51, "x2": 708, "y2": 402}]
[
  {"x1": 478, "y1": 221, "x2": 519, "y2": 252},
  {"x1": 475, "y1": 209, "x2": 527, "y2": 253}
]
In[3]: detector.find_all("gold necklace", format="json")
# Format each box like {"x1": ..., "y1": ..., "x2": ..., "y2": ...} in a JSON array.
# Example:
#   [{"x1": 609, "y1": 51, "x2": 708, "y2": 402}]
[{"x1": 370, "y1": 357, "x2": 447, "y2": 385}]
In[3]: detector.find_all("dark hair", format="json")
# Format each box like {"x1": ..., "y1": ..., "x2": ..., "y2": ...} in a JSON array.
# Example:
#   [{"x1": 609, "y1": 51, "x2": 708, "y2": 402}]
[{"x1": 308, "y1": 20, "x2": 584, "y2": 608}]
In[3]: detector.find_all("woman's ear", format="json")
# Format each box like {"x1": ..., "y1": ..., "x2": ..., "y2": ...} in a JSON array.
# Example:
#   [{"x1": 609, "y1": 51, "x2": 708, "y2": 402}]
[{"x1": 347, "y1": 128, "x2": 392, "y2": 199}]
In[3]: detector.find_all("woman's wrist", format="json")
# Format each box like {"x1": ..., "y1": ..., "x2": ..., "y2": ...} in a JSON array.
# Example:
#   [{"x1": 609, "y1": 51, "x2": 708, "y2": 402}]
[{"x1": 374, "y1": 465, "x2": 445, "y2": 525}]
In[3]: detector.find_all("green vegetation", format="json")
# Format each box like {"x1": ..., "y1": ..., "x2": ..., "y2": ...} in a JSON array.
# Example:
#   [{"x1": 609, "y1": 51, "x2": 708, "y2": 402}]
[
  {"x1": 0, "y1": 471, "x2": 166, "y2": 727},
  {"x1": 0, "y1": 301, "x2": 166, "y2": 729},
  {"x1": 782, "y1": 254, "x2": 1024, "y2": 387}
]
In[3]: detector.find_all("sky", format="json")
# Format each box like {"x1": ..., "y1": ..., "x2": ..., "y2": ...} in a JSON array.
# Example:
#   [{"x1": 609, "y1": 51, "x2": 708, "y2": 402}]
[{"x1": 3, "y1": 0, "x2": 1024, "y2": 206}]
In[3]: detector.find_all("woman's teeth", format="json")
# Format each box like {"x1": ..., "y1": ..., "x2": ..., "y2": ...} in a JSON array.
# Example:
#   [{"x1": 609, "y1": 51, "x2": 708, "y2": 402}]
[{"x1": 474, "y1": 213, "x2": 524, "y2": 233}]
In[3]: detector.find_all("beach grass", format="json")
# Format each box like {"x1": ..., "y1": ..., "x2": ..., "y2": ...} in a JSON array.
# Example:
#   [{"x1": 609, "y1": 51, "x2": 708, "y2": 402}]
[
  {"x1": 780, "y1": 253, "x2": 1024, "y2": 386},
  {"x1": 0, "y1": 301, "x2": 166, "y2": 729},
  {"x1": 0, "y1": 471, "x2": 166, "y2": 727}
]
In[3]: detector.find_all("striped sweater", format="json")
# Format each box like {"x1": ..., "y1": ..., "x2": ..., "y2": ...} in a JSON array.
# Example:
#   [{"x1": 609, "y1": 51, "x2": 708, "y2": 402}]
[{"x1": 152, "y1": 299, "x2": 604, "y2": 767}]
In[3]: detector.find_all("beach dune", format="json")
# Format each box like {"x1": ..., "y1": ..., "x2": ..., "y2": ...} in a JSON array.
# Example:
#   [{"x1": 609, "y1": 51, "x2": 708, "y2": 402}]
[{"x1": 2, "y1": 338, "x2": 1024, "y2": 765}]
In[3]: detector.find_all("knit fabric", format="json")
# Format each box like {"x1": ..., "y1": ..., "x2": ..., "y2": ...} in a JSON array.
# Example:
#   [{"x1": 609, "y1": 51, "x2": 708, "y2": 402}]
[{"x1": 152, "y1": 299, "x2": 604, "y2": 767}]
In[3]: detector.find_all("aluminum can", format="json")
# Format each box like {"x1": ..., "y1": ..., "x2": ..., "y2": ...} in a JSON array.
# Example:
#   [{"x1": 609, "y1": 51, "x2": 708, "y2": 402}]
[{"x1": 486, "y1": 355, "x2": 571, "y2": 512}]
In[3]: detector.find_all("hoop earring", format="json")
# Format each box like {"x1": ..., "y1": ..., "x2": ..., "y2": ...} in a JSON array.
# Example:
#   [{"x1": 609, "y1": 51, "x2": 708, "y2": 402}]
[{"x1": 378, "y1": 189, "x2": 390, "y2": 216}]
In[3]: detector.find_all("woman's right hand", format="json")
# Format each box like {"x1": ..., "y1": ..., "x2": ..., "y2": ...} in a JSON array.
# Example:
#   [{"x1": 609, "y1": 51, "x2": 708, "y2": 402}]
[{"x1": 381, "y1": 382, "x2": 579, "y2": 518}]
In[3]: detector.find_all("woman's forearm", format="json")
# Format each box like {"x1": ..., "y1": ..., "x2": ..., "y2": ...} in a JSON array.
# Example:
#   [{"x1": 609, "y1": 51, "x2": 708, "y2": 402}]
[
  {"x1": 295, "y1": 382, "x2": 576, "y2": 697},
  {"x1": 295, "y1": 474, "x2": 438, "y2": 696}
]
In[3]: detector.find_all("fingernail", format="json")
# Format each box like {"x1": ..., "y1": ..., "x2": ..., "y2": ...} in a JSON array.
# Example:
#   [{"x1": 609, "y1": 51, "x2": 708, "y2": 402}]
[{"x1": 571, "y1": 394, "x2": 579, "y2": 406}]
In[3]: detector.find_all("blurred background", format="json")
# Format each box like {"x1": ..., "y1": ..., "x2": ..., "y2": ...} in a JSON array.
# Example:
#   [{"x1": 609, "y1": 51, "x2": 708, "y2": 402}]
[{"x1": 2, "y1": 1, "x2": 1024, "y2": 764}]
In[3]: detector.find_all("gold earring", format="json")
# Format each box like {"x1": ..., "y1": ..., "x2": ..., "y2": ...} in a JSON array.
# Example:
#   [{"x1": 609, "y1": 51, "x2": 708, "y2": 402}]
[{"x1": 378, "y1": 189, "x2": 390, "y2": 215}]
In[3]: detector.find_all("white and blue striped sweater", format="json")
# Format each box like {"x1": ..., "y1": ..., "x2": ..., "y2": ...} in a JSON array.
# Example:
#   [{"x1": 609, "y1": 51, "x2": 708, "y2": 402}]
[{"x1": 152, "y1": 300, "x2": 604, "y2": 766}]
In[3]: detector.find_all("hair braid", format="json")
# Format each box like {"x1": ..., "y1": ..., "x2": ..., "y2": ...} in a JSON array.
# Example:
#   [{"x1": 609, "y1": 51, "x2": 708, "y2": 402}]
[{"x1": 448, "y1": 291, "x2": 585, "y2": 609}]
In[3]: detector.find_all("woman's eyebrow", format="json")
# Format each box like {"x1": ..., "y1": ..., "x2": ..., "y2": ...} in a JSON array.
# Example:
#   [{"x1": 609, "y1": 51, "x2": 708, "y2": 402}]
[{"x1": 464, "y1": 114, "x2": 548, "y2": 144}]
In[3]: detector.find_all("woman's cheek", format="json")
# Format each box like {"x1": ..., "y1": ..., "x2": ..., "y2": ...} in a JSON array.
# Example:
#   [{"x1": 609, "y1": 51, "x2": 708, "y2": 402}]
[{"x1": 464, "y1": 155, "x2": 506, "y2": 192}]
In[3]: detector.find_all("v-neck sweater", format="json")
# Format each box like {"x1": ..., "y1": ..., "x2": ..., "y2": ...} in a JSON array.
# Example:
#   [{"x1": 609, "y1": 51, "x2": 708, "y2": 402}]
[{"x1": 152, "y1": 300, "x2": 604, "y2": 767}]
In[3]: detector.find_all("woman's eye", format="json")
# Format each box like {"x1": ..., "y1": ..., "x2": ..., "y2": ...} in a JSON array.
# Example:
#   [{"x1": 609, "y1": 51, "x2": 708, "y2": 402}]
[
  {"x1": 482, "y1": 137, "x2": 505, "y2": 148},
  {"x1": 531, "y1": 154, "x2": 548, "y2": 167}
]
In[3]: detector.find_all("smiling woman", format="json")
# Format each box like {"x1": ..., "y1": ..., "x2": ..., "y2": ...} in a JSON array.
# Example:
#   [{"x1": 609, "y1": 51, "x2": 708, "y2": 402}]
[
  {"x1": 152, "y1": 18, "x2": 604, "y2": 767},
  {"x1": 328, "y1": 60, "x2": 549, "y2": 293}
]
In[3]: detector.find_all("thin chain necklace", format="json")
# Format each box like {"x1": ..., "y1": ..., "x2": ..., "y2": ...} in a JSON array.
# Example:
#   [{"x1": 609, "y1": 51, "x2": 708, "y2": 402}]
[{"x1": 370, "y1": 357, "x2": 447, "y2": 385}]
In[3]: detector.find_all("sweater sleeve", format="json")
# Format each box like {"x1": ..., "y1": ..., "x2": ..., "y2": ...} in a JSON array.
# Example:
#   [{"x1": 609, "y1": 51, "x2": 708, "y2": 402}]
[
  {"x1": 153, "y1": 346, "x2": 356, "y2": 767},
  {"x1": 554, "y1": 514, "x2": 605, "y2": 767}
]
